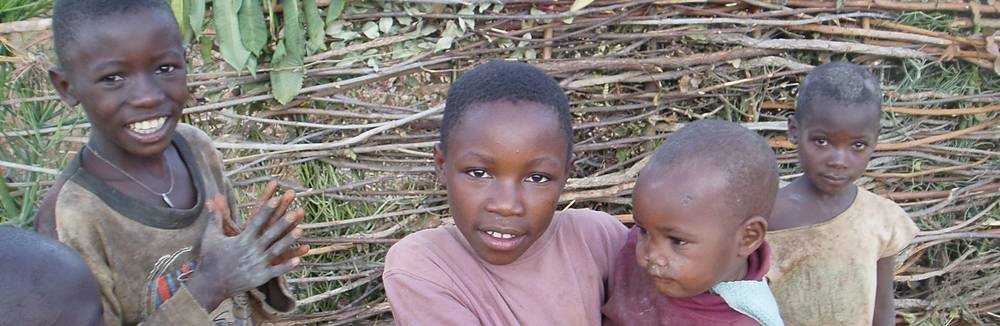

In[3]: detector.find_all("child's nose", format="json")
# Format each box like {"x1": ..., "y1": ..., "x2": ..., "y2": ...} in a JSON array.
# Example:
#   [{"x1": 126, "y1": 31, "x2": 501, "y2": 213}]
[
  {"x1": 128, "y1": 74, "x2": 166, "y2": 109},
  {"x1": 826, "y1": 149, "x2": 849, "y2": 169},
  {"x1": 485, "y1": 180, "x2": 525, "y2": 217}
]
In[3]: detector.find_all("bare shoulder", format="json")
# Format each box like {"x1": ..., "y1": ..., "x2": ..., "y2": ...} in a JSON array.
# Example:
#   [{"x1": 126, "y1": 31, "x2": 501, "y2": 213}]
[{"x1": 768, "y1": 185, "x2": 802, "y2": 231}]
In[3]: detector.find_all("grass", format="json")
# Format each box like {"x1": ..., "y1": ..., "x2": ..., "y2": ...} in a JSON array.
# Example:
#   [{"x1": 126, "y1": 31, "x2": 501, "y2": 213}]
[
  {"x1": 0, "y1": 59, "x2": 81, "y2": 226},
  {"x1": 1, "y1": 5, "x2": 998, "y2": 324}
]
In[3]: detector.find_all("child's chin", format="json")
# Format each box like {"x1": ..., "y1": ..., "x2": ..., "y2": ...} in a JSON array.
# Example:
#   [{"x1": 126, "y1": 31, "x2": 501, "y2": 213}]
[
  {"x1": 653, "y1": 281, "x2": 705, "y2": 298},
  {"x1": 475, "y1": 251, "x2": 522, "y2": 265}
]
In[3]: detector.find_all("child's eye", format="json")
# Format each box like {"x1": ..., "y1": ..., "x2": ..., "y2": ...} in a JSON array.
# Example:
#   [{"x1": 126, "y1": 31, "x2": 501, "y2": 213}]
[
  {"x1": 100, "y1": 74, "x2": 124, "y2": 83},
  {"x1": 814, "y1": 139, "x2": 829, "y2": 146},
  {"x1": 156, "y1": 65, "x2": 177, "y2": 74},
  {"x1": 465, "y1": 168, "x2": 491, "y2": 178},
  {"x1": 524, "y1": 173, "x2": 551, "y2": 183},
  {"x1": 670, "y1": 237, "x2": 688, "y2": 246},
  {"x1": 852, "y1": 141, "x2": 868, "y2": 151}
]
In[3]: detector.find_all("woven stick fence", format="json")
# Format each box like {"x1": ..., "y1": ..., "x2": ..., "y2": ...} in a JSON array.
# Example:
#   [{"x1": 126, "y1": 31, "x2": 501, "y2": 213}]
[{"x1": 1, "y1": 0, "x2": 998, "y2": 324}]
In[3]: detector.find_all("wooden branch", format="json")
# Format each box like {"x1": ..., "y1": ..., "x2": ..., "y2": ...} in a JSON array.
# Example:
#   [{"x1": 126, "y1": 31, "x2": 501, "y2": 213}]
[
  {"x1": 783, "y1": 0, "x2": 1000, "y2": 14},
  {"x1": 785, "y1": 24, "x2": 954, "y2": 46},
  {"x1": 895, "y1": 248, "x2": 977, "y2": 282},
  {"x1": 706, "y1": 33, "x2": 932, "y2": 59},
  {"x1": 622, "y1": 11, "x2": 892, "y2": 26},
  {"x1": 865, "y1": 157, "x2": 990, "y2": 179}
]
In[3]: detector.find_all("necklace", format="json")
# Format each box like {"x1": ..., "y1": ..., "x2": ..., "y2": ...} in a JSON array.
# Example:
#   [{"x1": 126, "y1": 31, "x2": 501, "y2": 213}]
[{"x1": 83, "y1": 144, "x2": 176, "y2": 208}]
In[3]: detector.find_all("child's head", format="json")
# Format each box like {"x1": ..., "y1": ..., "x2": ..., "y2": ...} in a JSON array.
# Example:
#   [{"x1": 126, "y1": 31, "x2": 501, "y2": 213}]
[
  {"x1": 632, "y1": 120, "x2": 778, "y2": 298},
  {"x1": 435, "y1": 60, "x2": 573, "y2": 265},
  {"x1": 0, "y1": 227, "x2": 103, "y2": 325},
  {"x1": 791, "y1": 62, "x2": 882, "y2": 195},
  {"x1": 49, "y1": 0, "x2": 187, "y2": 159}
]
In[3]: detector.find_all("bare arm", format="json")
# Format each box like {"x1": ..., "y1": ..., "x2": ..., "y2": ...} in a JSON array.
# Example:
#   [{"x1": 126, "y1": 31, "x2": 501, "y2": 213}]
[{"x1": 874, "y1": 256, "x2": 897, "y2": 326}]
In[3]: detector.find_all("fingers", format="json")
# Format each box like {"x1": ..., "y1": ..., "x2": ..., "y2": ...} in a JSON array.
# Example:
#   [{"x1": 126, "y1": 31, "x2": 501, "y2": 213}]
[
  {"x1": 266, "y1": 228, "x2": 302, "y2": 258},
  {"x1": 203, "y1": 195, "x2": 229, "y2": 236},
  {"x1": 247, "y1": 181, "x2": 280, "y2": 233},
  {"x1": 258, "y1": 208, "x2": 302, "y2": 246},
  {"x1": 268, "y1": 257, "x2": 302, "y2": 279},
  {"x1": 265, "y1": 190, "x2": 296, "y2": 233},
  {"x1": 271, "y1": 206, "x2": 304, "y2": 245},
  {"x1": 270, "y1": 245, "x2": 310, "y2": 266},
  {"x1": 253, "y1": 181, "x2": 280, "y2": 210},
  {"x1": 243, "y1": 198, "x2": 278, "y2": 237}
]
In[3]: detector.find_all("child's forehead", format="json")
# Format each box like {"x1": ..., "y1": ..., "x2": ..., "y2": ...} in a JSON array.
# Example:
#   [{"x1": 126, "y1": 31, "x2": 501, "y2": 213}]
[
  {"x1": 60, "y1": 10, "x2": 182, "y2": 67},
  {"x1": 798, "y1": 105, "x2": 880, "y2": 134},
  {"x1": 451, "y1": 100, "x2": 568, "y2": 143}
]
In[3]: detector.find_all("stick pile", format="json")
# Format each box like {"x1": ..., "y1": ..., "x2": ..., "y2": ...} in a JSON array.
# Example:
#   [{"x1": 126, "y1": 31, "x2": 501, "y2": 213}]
[{"x1": 1, "y1": 1, "x2": 997, "y2": 324}]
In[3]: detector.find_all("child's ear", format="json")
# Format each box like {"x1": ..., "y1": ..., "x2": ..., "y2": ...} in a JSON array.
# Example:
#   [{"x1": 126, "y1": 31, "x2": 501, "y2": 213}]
[
  {"x1": 787, "y1": 118, "x2": 799, "y2": 145},
  {"x1": 565, "y1": 152, "x2": 576, "y2": 178},
  {"x1": 48, "y1": 67, "x2": 79, "y2": 107},
  {"x1": 737, "y1": 216, "x2": 767, "y2": 257},
  {"x1": 433, "y1": 142, "x2": 447, "y2": 182}
]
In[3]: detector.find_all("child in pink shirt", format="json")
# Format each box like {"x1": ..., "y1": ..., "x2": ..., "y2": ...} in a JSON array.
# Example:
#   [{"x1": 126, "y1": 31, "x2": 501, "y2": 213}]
[{"x1": 383, "y1": 61, "x2": 628, "y2": 325}]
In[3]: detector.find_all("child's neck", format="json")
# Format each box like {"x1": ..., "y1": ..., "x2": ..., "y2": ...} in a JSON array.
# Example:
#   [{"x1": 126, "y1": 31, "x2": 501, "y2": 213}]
[
  {"x1": 722, "y1": 259, "x2": 749, "y2": 283},
  {"x1": 86, "y1": 137, "x2": 169, "y2": 174},
  {"x1": 792, "y1": 177, "x2": 858, "y2": 225}
]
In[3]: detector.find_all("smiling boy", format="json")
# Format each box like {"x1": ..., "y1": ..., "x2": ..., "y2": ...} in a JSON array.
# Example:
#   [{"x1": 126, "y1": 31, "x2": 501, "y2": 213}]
[
  {"x1": 383, "y1": 61, "x2": 629, "y2": 325},
  {"x1": 603, "y1": 120, "x2": 783, "y2": 326},
  {"x1": 34, "y1": 0, "x2": 307, "y2": 324},
  {"x1": 766, "y1": 62, "x2": 919, "y2": 326}
]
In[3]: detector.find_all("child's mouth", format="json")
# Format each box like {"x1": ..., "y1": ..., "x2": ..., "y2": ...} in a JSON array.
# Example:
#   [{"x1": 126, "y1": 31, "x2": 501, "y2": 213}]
[
  {"x1": 478, "y1": 229, "x2": 525, "y2": 251},
  {"x1": 125, "y1": 116, "x2": 172, "y2": 143},
  {"x1": 127, "y1": 117, "x2": 167, "y2": 135}
]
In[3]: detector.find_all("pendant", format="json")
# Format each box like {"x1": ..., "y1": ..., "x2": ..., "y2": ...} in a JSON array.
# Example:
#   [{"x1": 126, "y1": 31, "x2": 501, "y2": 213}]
[{"x1": 162, "y1": 194, "x2": 176, "y2": 208}]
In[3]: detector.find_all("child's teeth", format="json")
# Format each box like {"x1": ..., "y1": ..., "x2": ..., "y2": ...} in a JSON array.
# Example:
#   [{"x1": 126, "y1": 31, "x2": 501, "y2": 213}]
[
  {"x1": 129, "y1": 117, "x2": 167, "y2": 134},
  {"x1": 487, "y1": 231, "x2": 515, "y2": 239}
]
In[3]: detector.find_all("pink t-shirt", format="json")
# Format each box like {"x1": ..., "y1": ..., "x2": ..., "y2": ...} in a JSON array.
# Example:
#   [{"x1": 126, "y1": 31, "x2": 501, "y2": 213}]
[
  {"x1": 383, "y1": 209, "x2": 629, "y2": 325},
  {"x1": 603, "y1": 227, "x2": 772, "y2": 326}
]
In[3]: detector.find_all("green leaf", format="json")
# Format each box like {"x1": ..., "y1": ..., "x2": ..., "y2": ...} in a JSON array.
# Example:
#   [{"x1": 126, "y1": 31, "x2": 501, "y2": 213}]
[
  {"x1": 271, "y1": 0, "x2": 305, "y2": 104},
  {"x1": 458, "y1": 6, "x2": 475, "y2": 31},
  {"x1": 570, "y1": 0, "x2": 594, "y2": 11},
  {"x1": 325, "y1": 0, "x2": 346, "y2": 24},
  {"x1": 170, "y1": 0, "x2": 188, "y2": 42},
  {"x1": 565, "y1": 0, "x2": 592, "y2": 24},
  {"x1": 198, "y1": 34, "x2": 214, "y2": 63},
  {"x1": 188, "y1": 0, "x2": 205, "y2": 38},
  {"x1": 362, "y1": 21, "x2": 380, "y2": 39},
  {"x1": 379, "y1": 17, "x2": 394, "y2": 33},
  {"x1": 243, "y1": 55, "x2": 258, "y2": 78},
  {"x1": 435, "y1": 36, "x2": 453, "y2": 52},
  {"x1": 477, "y1": 3, "x2": 491, "y2": 13},
  {"x1": 213, "y1": 0, "x2": 252, "y2": 72},
  {"x1": 303, "y1": 0, "x2": 327, "y2": 54},
  {"x1": 238, "y1": 0, "x2": 268, "y2": 56},
  {"x1": 282, "y1": 0, "x2": 306, "y2": 60}
]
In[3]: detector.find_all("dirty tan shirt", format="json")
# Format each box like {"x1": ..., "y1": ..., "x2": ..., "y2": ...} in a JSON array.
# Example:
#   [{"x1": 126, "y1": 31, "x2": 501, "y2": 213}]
[
  {"x1": 53, "y1": 124, "x2": 295, "y2": 325},
  {"x1": 766, "y1": 188, "x2": 919, "y2": 326}
]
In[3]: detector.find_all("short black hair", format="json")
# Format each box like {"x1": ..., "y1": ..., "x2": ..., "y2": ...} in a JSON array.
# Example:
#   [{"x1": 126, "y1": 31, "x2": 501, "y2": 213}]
[
  {"x1": 441, "y1": 60, "x2": 572, "y2": 154},
  {"x1": 795, "y1": 62, "x2": 882, "y2": 121},
  {"x1": 0, "y1": 227, "x2": 102, "y2": 325},
  {"x1": 642, "y1": 119, "x2": 779, "y2": 219},
  {"x1": 52, "y1": 0, "x2": 176, "y2": 66}
]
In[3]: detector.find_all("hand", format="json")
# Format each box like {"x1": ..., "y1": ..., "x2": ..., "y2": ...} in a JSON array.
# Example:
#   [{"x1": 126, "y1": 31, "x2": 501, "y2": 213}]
[
  {"x1": 187, "y1": 195, "x2": 305, "y2": 311},
  {"x1": 219, "y1": 181, "x2": 310, "y2": 264}
]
